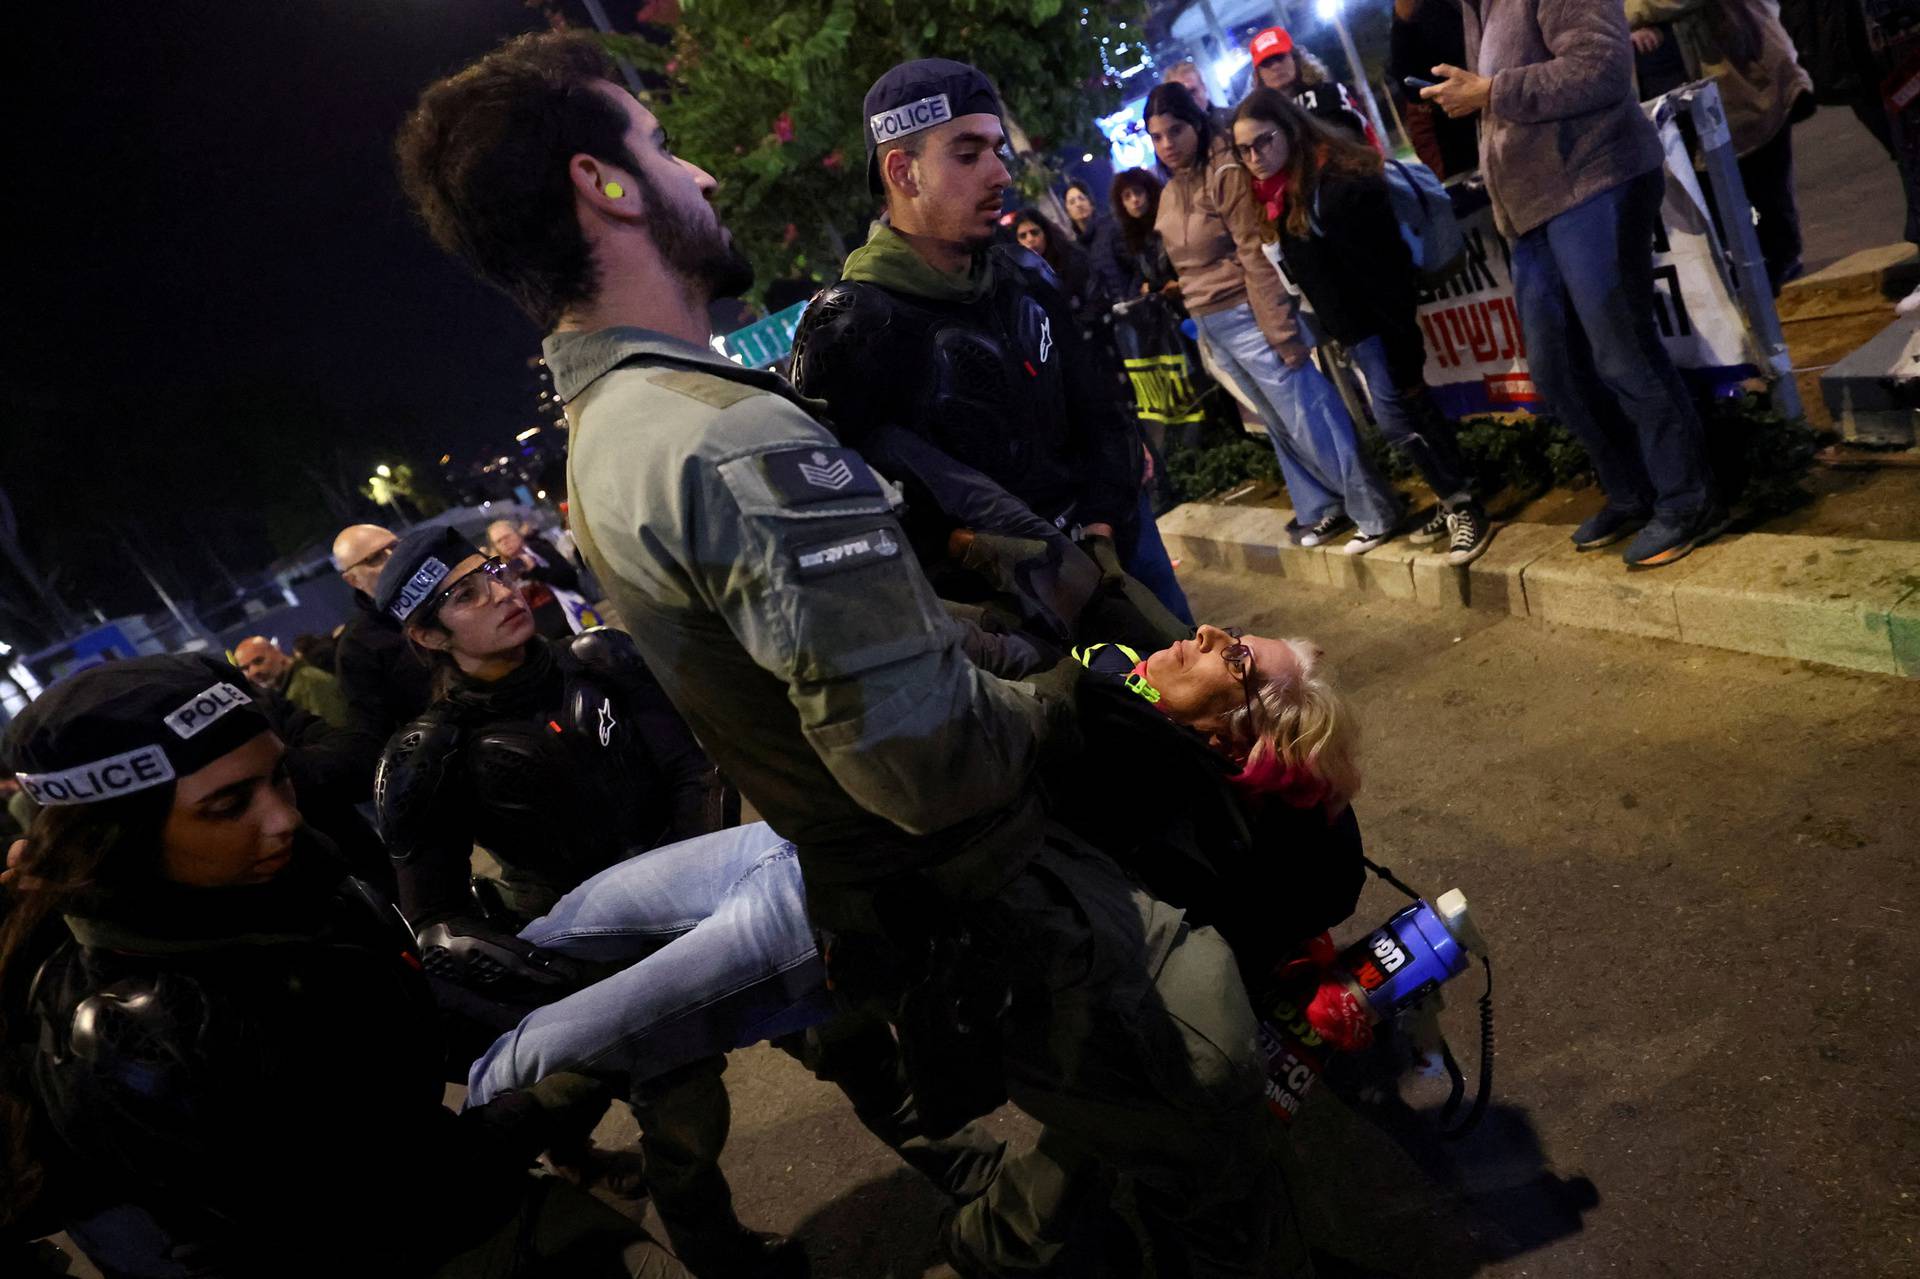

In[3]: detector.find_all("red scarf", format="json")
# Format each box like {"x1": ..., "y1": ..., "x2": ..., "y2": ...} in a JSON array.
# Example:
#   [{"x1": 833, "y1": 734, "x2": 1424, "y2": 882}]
[{"x1": 1252, "y1": 170, "x2": 1290, "y2": 226}]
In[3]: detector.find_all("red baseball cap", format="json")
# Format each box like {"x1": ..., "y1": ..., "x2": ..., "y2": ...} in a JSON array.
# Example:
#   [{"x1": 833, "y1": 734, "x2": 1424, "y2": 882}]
[{"x1": 1250, "y1": 27, "x2": 1293, "y2": 65}]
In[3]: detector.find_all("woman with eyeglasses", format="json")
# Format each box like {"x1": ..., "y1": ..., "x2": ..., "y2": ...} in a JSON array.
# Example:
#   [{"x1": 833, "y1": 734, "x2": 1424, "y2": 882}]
[
  {"x1": 366, "y1": 526, "x2": 815, "y2": 1275},
  {"x1": 1146, "y1": 81, "x2": 1405, "y2": 555},
  {"x1": 1232, "y1": 89, "x2": 1495, "y2": 567}
]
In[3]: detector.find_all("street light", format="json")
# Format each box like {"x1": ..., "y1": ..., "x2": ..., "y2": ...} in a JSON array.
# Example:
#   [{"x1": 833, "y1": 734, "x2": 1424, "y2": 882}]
[{"x1": 375, "y1": 463, "x2": 392, "y2": 479}]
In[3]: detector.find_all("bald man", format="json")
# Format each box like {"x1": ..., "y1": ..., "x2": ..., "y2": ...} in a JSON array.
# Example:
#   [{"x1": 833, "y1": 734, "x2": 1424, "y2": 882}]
[
  {"x1": 331, "y1": 523, "x2": 434, "y2": 750},
  {"x1": 235, "y1": 635, "x2": 351, "y2": 728}
]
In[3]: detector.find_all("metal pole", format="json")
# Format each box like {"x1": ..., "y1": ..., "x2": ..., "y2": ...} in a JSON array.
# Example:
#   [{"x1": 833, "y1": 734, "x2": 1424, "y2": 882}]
[
  {"x1": 1681, "y1": 82, "x2": 1802, "y2": 420},
  {"x1": 1330, "y1": 9, "x2": 1391, "y2": 151},
  {"x1": 579, "y1": 0, "x2": 645, "y2": 96},
  {"x1": 1195, "y1": 0, "x2": 1235, "y2": 103}
]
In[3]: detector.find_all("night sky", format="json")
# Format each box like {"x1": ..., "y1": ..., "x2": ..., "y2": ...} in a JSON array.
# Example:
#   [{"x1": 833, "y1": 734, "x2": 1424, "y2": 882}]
[{"x1": 5, "y1": 0, "x2": 553, "y2": 636}]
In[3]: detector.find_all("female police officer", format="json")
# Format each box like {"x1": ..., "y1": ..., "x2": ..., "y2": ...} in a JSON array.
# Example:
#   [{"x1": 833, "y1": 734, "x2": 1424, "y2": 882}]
[{"x1": 0, "y1": 653, "x2": 686, "y2": 1278}]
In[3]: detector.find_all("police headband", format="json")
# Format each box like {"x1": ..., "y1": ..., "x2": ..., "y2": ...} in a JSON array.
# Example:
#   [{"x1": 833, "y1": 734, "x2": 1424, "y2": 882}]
[
  {"x1": 862, "y1": 58, "x2": 1005, "y2": 195},
  {"x1": 371, "y1": 525, "x2": 482, "y2": 623},
  {"x1": 3, "y1": 655, "x2": 274, "y2": 808}
]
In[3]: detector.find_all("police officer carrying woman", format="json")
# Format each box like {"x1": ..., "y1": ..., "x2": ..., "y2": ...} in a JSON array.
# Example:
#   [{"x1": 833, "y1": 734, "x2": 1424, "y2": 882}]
[{"x1": 0, "y1": 654, "x2": 688, "y2": 1277}]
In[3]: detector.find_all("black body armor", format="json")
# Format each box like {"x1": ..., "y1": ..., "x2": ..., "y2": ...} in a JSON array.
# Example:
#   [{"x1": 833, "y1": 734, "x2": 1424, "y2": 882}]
[
  {"x1": 790, "y1": 243, "x2": 1141, "y2": 544},
  {"x1": 374, "y1": 631, "x2": 723, "y2": 997}
]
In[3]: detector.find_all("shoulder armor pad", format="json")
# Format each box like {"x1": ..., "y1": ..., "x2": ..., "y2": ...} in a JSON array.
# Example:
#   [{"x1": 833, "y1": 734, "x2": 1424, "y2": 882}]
[
  {"x1": 789, "y1": 282, "x2": 895, "y2": 400},
  {"x1": 68, "y1": 975, "x2": 211, "y2": 1083},
  {"x1": 992, "y1": 243, "x2": 1062, "y2": 295},
  {"x1": 558, "y1": 626, "x2": 645, "y2": 682},
  {"x1": 374, "y1": 712, "x2": 462, "y2": 861}
]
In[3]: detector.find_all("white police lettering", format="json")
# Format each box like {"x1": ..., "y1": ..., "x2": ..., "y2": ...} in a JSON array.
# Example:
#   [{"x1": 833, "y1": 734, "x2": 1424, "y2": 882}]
[
  {"x1": 869, "y1": 93, "x2": 952, "y2": 144},
  {"x1": 797, "y1": 530, "x2": 900, "y2": 571},
  {"x1": 162, "y1": 682, "x2": 254, "y2": 740},
  {"x1": 1038, "y1": 315, "x2": 1053, "y2": 363},
  {"x1": 390, "y1": 556, "x2": 451, "y2": 621},
  {"x1": 798, "y1": 450, "x2": 854, "y2": 491},
  {"x1": 17, "y1": 746, "x2": 176, "y2": 807}
]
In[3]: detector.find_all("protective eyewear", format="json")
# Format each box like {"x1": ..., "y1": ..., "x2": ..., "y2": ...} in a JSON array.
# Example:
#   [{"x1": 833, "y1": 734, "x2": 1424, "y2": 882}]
[{"x1": 424, "y1": 556, "x2": 513, "y2": 618}]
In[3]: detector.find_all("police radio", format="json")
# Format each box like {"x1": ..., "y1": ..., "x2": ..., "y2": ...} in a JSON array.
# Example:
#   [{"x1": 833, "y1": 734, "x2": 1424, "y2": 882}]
[{"x1": 1259, "y1": 871, "x2": 1494, "y2": 1137}]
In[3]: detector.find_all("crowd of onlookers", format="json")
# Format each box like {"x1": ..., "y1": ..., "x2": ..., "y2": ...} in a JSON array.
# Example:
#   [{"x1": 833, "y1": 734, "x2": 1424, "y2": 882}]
[{"x1": 1028, "y1": 0, "x2": 1911, "y2": 571}]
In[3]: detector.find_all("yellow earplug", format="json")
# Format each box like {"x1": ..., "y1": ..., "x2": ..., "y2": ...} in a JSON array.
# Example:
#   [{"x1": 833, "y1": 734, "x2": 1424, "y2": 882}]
[{"x1": 604, "y1": 182, "x2": 625, "y2": 199}]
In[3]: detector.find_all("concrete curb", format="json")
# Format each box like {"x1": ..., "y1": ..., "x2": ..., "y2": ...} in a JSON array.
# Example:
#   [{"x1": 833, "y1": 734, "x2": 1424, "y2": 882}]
[{"x1": 1156, "y1": 502, "x2": 1920, "y2": 678}]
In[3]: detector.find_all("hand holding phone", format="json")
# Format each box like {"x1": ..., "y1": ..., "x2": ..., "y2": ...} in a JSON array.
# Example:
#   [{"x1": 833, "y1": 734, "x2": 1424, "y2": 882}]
[{"x1": 1403, "y1": 75, "x2": 1439, "y2": 94}]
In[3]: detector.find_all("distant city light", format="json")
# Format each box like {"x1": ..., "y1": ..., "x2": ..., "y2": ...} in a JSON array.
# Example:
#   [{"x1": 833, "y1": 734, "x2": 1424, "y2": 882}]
[
  {"x1": 438, "y1": 453, "x2": 451, "y2": 465},
  {"x1": 516, "y1": 427, "x2": 541, "y2": 441},
  {"x1": 1082, "y1": 152, "x2": 1095, "y2": 162},
  {"x1": 375, "y1": 463, "x2": 392, "y2": 478},
  {"x1": 536, "y1": 490, "x2": 548, "y2": 500}
]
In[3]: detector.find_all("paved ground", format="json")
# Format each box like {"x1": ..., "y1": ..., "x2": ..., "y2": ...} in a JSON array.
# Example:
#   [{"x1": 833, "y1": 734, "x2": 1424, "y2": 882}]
[
  {"x1": 1793, "y1": 105, "x2": 1908, "y2": 277},
  {"x1": 512, "y1": 564, "x2": 1916, "y2": 1279}
]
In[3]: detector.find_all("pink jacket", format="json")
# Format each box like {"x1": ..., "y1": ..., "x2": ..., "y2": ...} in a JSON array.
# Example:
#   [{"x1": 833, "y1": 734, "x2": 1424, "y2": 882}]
[{"x1": 1154, "y1": 137, "x2": 1301, "y2": 350}]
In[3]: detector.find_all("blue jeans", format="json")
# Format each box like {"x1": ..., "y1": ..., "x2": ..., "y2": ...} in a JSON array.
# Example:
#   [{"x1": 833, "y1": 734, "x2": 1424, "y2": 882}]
[
  {"x1": 1511, "y1": 168, "x2": 1714, "y2": 519},
  {"x1": 465, "y1": 823, "x2": 833, "y2": 1106},
  {"x1": 1119, "y1": 485, "x2": 1195, "y2": 625},
  {"x1": 1193, "y1": 304, "x2": 1401, "y2": 535},
  {"x1": 1347, "y1": 334, "x2": 1472, "y2": 508}
]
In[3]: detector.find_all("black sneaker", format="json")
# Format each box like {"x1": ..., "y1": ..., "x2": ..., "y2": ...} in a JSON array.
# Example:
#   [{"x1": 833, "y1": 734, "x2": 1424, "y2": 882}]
[
  {"x1": 1622, "y1": 503, "x2": 1731, "y2": 569},
  {"x1": 1408, "y1": 506, "x2": 1450, "y2": 546},
  {"x1": 1444, "y1": 503, "x2": 1494, "y2": 566},
  {"x1": 1572, "y1": 504, "x2": 1650, "y2": 551},
  {"x1": 1298, "y1": 511, "x2": 1353, "y2": 548}
]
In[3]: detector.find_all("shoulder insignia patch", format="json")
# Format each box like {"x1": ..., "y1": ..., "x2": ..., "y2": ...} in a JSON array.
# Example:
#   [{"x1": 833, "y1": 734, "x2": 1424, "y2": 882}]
[
  {"x1": 760, "y1": 446, "x2": 883, "y2": 506},
  {"x1": 647, "y1": 368, "x2": 767, "y2": 410}
]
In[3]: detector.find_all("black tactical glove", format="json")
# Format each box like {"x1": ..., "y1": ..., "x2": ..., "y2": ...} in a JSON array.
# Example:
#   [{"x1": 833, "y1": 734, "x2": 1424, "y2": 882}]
[{"x1": 415, "y1": 919, "x2": 590, "y2": 999}]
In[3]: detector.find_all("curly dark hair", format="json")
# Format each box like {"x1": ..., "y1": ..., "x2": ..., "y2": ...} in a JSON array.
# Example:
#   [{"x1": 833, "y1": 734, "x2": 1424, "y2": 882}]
[
  {"x1": 394, "y1": 32, "x2": 641, "y2": 331},
  {"x1": 1109, "y1": 168, "x2": 1164, "y2": 258}
]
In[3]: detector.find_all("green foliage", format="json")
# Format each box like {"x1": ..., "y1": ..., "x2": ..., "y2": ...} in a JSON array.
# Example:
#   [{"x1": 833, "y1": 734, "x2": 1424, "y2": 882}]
[
  {"x1": 1165, "y1": 420, "x2": 1278, "y2": 503},
  {"x1": 602, "y1": 0, "x2": 1140, "y2": 293},
  {"x1": 1175, "y1": 391, "x2": 1822, "y2": 515},
  {"x1": 1703, "y1": 391, "x2": 1824, "y2": 516}
]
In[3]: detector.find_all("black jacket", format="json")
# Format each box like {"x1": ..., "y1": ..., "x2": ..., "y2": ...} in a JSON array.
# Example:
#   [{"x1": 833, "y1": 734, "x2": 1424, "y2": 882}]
[
  {"x1": 1071, "y1": 215, "x2": 1132, "y2": 309},
  {"x1": 251, "y1": 687, "x2": 390, "y2": 894},
  {"x1": 1275, "y1": 169, "x2": 1428, "y2": 387},
  {"x1": 790, "y1": 243, "x2": 1141, "y2": 539},
  {"x1": 21, "y1": 842, "x2": 577, "y2": 1276},
  {"x1": 335, "y1": 591, "x2": 434, "y2": 747},
  {"x1": 1047, "y1": 664, "x2": 1366, "y2": 988}
]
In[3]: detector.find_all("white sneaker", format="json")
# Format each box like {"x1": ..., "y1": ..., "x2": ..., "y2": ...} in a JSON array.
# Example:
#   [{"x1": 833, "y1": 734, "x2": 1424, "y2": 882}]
[
  {"x1": 1342, "y1": 529, "x2": 1393, "y2": 555},
  {"x1": 1898, "y1": 282, "x2": 1920, "y2": 316}
]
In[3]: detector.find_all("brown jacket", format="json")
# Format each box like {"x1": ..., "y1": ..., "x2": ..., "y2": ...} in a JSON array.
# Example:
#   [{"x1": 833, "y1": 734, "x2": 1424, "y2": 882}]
[
  {"x1": 1626, "y1": 0, "x2": 1812, "y2": 156},
  {"x1": 1154, "y1": 137, "x2": 1300, "y2": 350},
  {"x1": 1460, "y1": 0, "x2": 1665, "y2": 238}
]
